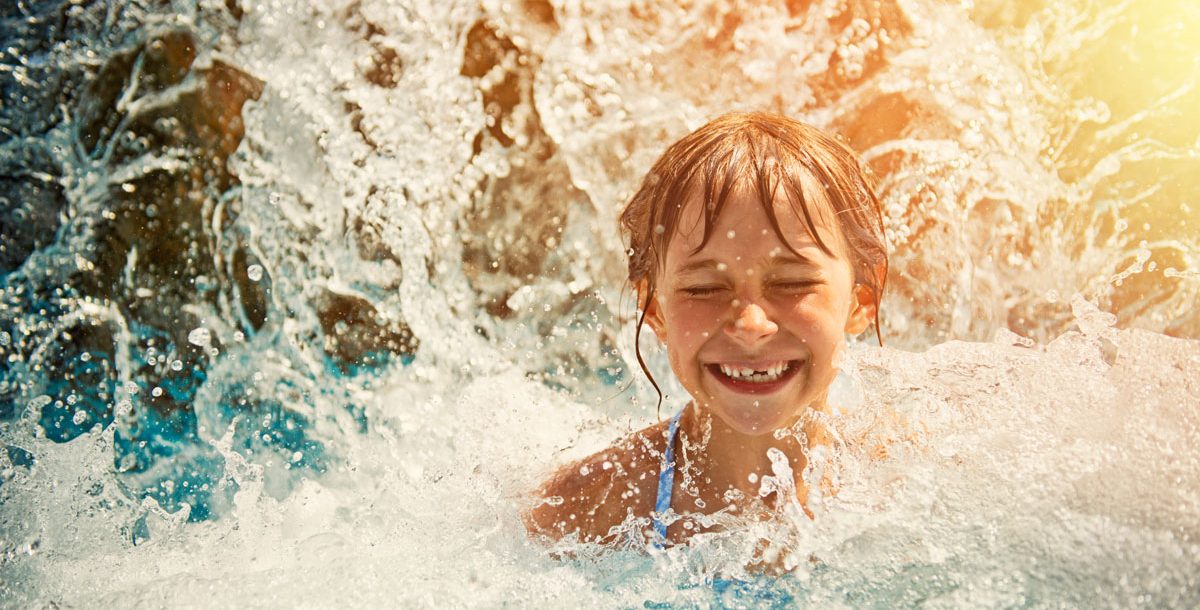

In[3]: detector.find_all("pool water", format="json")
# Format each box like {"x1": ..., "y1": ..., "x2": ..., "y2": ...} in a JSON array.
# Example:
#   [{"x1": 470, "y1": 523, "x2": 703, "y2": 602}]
[{"x1": 2, "y1": 0, "x2": 1198, "y2": 606}]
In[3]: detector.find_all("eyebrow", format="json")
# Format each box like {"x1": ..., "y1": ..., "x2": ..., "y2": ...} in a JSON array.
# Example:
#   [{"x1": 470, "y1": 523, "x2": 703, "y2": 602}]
[
  {"x1": 674, "y1": 252, "x2": 822, "y2": 275},
  {"x1": 675, "y1": 258, "x2": 720, "y2": 275},
  {"x1": 769, "y1": 253, "x2": 822, "y2": 268}
]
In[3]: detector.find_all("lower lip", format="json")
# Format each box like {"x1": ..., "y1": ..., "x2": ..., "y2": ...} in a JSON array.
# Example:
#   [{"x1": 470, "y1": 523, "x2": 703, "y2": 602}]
[{"x1": 705, "y1": 361, "x2": 802, "y2": 395}]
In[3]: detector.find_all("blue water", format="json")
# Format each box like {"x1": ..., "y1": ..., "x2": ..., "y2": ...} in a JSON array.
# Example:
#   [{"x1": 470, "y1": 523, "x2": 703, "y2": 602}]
[{"x1": 2, "y1": 0, "x2": 1198, "y2": 607}]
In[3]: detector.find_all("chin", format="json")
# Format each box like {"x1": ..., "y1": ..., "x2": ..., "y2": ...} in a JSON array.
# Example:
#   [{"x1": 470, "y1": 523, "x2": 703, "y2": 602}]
[{"x1": 709, "y1": 402, "x2": 801, "y2": 436}]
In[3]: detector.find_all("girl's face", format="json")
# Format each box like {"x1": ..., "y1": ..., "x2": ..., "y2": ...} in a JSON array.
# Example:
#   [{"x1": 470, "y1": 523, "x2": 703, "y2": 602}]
[{"x1": 645, "y1": 180, "x2": 874, "y2": 435}]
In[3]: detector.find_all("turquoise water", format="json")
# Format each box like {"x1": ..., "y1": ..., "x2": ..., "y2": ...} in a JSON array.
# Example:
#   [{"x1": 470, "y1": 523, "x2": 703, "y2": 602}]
[{"x1": 2, "y1": 0, "x2": 1198, "y2": 606}]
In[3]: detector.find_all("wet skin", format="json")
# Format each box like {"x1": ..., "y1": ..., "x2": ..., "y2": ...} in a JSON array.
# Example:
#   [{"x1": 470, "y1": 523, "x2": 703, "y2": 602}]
[
  {"x1": 644, "y1": 180, "x2": 874, "y2": 435},
  {"x1": 527, "y1": 180, "x2": 875, "y2": 546}
]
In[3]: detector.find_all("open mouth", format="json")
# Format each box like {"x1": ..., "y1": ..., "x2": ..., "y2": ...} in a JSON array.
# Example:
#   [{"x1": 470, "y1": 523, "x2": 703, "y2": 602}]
[{"x1": 705, "y1": 360, "x2": 802, "y2": 394}]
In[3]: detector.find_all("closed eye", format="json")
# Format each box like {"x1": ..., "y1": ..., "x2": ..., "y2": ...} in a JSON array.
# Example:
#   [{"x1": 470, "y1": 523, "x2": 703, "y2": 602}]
[
  {"x1": 771, "y1": 280, "x2": 822, "y2": 292},
  {"x1": 679, "y1": 285, "x2": 727, "y2": 297}
]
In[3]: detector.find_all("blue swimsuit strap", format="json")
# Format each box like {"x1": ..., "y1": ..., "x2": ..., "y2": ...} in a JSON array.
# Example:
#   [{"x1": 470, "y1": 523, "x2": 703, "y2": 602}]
[{"x1": 652, "y1": 408, "x2": 684, "y2": 548}]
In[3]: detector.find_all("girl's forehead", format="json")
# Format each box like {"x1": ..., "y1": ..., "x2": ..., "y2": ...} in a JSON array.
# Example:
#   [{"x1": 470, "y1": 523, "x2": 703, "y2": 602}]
[{"x1": 669, "y1": 177, "x2": 843, "y2": 255}]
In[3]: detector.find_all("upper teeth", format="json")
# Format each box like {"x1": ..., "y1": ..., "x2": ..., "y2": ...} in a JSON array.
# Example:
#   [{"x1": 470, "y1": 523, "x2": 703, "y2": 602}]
[{"x1": 719, "y1": 362, "x2": 790, "y2": 382}]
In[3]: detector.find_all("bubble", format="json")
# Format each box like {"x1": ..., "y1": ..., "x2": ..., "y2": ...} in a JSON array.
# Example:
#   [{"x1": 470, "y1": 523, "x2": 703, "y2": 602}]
[
  {"x1": 170, "y1": 359, "x2": 184, "y2": 372},
  {"x1": 114, "y1": 398, "x2": 133, "y2": 417},
  {"x1": 247, "y1": 264, "x2": 264, "y2": 282},
  {"x1": 151, "y1": 387, "x2": 163, "y2": 397},
  {"x1": 187, "y1": 327, "x2": 211, "y2": 347},
  {"x1": 726, "y1": 230, "x2": 736, "y2": 239},
  {"x1": 72, "y1": 410, "x2": 88, "y2": 425}
]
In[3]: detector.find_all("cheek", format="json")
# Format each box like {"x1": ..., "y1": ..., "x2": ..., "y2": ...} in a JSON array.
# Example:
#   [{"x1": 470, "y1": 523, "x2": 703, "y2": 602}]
[
  {"x1": 661, "y1": 303, "x2": 717, "y2": 368},
  {"x1": 664, "y1": 300, "x2": 723, "y2": 335},
  {"x1": 790, "y1": 299, "x2": 849, "y2": 349},
  {"x1": 664, "y1": 323, "x2": 706, "y2": 349}
]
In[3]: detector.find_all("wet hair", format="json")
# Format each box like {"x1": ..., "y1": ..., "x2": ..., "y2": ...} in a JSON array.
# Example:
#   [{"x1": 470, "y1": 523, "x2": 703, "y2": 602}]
[{"x1": 619, "y1": 111, "x2": 888, "y2": 413}]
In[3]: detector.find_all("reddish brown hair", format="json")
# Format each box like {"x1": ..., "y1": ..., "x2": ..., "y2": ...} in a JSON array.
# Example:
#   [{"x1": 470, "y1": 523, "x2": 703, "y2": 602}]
[{"x1": 619, "y1": 111, "x2": 888, "y2": 411}]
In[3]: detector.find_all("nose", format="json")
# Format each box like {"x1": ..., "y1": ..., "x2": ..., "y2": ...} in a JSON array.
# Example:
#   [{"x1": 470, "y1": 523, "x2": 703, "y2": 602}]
[{"x1": 725, "y1": 302, "x2": 778, "y2": 345}]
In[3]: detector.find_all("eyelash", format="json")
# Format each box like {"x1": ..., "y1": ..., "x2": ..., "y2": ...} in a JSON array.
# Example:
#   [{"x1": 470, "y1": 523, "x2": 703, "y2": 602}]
[
  {"x1": 679, "y1": 281, "x2": 821, "y2": 297},
  {"x1": 680, "y1": 286, "x2": 725, "y2": 297},
  {"x1": 770, "y1": 280, "x2": 821, "y2": 291}
]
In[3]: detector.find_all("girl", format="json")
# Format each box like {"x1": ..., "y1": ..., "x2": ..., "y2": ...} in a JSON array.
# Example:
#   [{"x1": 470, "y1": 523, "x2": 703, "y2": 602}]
[{"x1": 527, "y1": 111, "x2": 888, "y2": 550}]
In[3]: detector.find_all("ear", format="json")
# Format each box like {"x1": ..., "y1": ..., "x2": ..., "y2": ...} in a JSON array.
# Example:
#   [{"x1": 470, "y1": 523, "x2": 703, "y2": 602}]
[
  {"x1": 637, "y1": 280, "x2": 668, "y2": 342},
  {"x1": 844, "y1": 283, "x2": 876, "y2": 336}
]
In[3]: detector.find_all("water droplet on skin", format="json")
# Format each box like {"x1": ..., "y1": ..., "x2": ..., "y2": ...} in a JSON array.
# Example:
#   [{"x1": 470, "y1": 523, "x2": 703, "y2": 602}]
[
  {"x1": 654, "y1": 224, "x2": 665, "y2": 235},
  {"x1": 247, "y1": 264, "x2": 264, "y2": 281},
  {"x1": 726, "y1": 230, "x2": 736, "y2": 239}
]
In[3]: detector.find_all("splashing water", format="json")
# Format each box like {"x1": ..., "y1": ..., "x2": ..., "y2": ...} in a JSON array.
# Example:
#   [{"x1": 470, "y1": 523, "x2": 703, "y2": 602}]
[{"x1": 2, "y1": 0, "x2": 1198, "y2": 606}]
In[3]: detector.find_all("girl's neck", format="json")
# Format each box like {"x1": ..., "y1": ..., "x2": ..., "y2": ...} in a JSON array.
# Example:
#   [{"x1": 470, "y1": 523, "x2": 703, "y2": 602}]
[{"x1": 676, "y1": 402, "x2": 831, "y2": 514}]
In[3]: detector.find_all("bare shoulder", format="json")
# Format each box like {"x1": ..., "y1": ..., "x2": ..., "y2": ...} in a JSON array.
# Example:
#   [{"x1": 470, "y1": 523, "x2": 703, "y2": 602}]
[{"x1": 525, "y1": 419, "x2": 670, "y2": 545}]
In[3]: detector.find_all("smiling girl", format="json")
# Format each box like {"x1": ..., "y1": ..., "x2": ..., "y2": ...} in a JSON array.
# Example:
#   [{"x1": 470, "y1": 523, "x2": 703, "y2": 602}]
[{"x1": 526, "y1": 112, "x2": 888, "y2": 549}]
